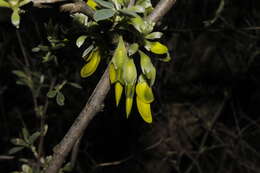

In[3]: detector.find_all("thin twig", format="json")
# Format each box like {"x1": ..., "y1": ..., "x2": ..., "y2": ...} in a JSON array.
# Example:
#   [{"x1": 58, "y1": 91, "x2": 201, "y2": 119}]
[{"x1": 45, "y1": 1, "x2": 177, "y2": 172}]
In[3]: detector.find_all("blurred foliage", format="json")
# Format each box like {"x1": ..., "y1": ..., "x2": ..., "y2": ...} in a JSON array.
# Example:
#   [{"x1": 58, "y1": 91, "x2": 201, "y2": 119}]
[{"x1": 1, "y1": 0, "x2": 260, "y2": 173}]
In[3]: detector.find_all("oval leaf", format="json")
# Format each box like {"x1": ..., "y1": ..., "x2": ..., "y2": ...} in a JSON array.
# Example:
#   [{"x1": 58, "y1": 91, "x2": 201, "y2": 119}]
[
  {"x1": 56, "y1": 91, "x2": 65, "y2": 106},
  {"x1": 94, "y1": 0, "x2": 114, "y2": 9},
  {"x1": 76, "y1": 35, "x2": 87, "y2": 48},
  {"x1": 93, "y1": 9, "x2": 115, "y2": 22},
  {"x1": 8, "y1": 146, "x2": 24, "y2": 155}
]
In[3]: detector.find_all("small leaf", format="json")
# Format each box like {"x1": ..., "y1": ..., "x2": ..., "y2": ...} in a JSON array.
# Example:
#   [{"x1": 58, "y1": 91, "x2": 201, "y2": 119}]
[
  {"x1": 22, "y1": 128, "x2": 30, "y2": 142},
  {"x1": 47, "y1": 90, "x2": 57, "y2": 98},
  {"x1": 145, "y1": 32, "x2": 163, "y2": 40},
  {"x1": 63, "y1": 162, "x2": 73, "y2": 172},
  {"x1": 22, "y1": 164, "x2": 32, "y2": 173},
  {"x1": 12, "y1": 70, "x2": 27, "y2": 79},
  {"x1": 80, "y1": 49, "x2": 101, "y2": 78},
  {"x1": 8, "y1": 146, "x2": 24, "y2": 154},
  {"x1": 136, "y1": 96, "x2": 152, "y2": 123},
  {"x1": 68, "y1": 82, "x2": 82, "y2": 89},
  {"x1": 56, "y1": 91, "x2": 65, "y2": 106},
  {"x1": 118, "y1": 9, "x2": 138, "y2": 17},
  {"x1": 82, "y1": 45, "x2": 94, "y2": 58},
  {"x1": 43, "y1": 124, "x2": 48, "y2": 136},
  {"x1": 76, "y1": 35, "x2": 87, "y2": 48},
  {"x1": 11, "y1": 9, "x2": 20, "y2": 29},
  {"x1": 115, "y1": 82, "x2": 123, "y2": 106},
  {"x1": 94, "y1": 0, "x2": 114, "y2": 9},
  {"x1": 11, "y1": 138, "x2": 28, "y2": 147},
  {"x1": 0, "y1": 0, "x2": 10, "y2": 8},
  {"x1": 159, "y1": 52, "x2": 171, "y2": 62},
  {"x1": 93, "y1": 9, "x2": 115, "y2": 22},
  {"x1": 28, "y1": 131, "x2": 41, "y2": 144},
  {"x1": 128, "y1": 43, "x2": 139, "y2": 56},
  {"x1": 128, "y1": 5, "x2": 145, "y2": 13}
]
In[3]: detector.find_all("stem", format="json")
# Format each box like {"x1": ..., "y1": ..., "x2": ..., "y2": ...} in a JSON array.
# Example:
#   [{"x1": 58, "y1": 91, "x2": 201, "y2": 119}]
[
  {"x1": 45, "y1": 67, "x2": 110, "y2": 173},
  {"x1": 147, "y1": 0, "x2": 177, "y2": 23},
  {"x1": 45, "y1": 1, "x2": 177, "y2": 172}
]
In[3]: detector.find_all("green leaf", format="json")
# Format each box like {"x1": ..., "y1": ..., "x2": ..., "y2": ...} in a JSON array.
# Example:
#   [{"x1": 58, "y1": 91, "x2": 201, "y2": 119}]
[
  {"x1": 47, "y1": 90, "x2": 57, "y2": 98},
  {"x1": 62, "y1": 162, "x2": 73, "y2": 172},
  {"x1": 11, "y1": 9, "x2": 20, "y2": 29},
  {"x1": 0, "y1": 0, "x2": 10, "y2": 7},
  {"x1": 94, "y1": 0, "x2": 114, "y2": 9},
  {"x1": 56, "y1": 91, "x2": 65, "y2": 106},
  {"x1": 145, "y1": 32, "x2": 163, "y2": 40},
  {"x1": 22, "y1": 164, "x2": 32, "y2": 173},
  {"x1": 128, "y1": 5, "x2": 145, "y2": 13},
  {"x1": 22, "y1": 128, "x2": 30, "y2": 142},
  {"x1": 93, "y1": 9, "x2": 115, "y2": 22},
  {"x1": 11, "y1": 138, "x2": 28, "y2": 147},
  {"x1": 68, "y1": 82, "x2": 82, "y2": 89},
  {"x1": 29, "y1": 131, "x2": 41, "y2": 144},
  {"x1": 118, "y1": 9, "x2": 138, "y2": 17},
  {"x1": 8, "y1": 146, "x2": 24, "y2": 154},
  {"x1": 159, "y1": 52, "x2": 171, "y2": 62},
  {"x1": 12, "y1": 70, "x2": 27, "y2": 79},
  {"x1": 76, "y1": 35, "x2": 87, "y2": 48}
]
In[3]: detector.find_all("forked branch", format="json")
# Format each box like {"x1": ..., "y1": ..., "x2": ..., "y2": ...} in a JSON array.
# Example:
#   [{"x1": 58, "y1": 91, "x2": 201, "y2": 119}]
[{"x1": 45, "y1": 0, "x2": 177, "y2": 173}]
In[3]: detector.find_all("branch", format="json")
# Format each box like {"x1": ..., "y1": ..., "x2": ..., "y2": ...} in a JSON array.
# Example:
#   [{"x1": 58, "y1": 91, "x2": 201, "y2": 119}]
[
  {"x1": 60, "y1": 2, "x2": 94, "y2": 17},
  {"x1": 45, "y1": 1, "x2": 177, "y2": 173},
  {"x1": 147, "y1": 0, "x2": 177, "y2": 23}
]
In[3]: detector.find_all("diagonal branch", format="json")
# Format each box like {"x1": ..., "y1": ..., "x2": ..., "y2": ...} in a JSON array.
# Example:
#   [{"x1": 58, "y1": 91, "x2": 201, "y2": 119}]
[
  {"x1": 45, "y1": 0, "x2": 177, "y2": 173},
  {"x1": 147, "y1": 0, "x2": 177, "y2": 23}
]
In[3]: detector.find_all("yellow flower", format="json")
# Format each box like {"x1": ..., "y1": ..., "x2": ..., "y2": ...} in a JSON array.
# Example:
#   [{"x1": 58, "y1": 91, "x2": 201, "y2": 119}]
[
  {"x1": 136, "y1": 96, "x2": 152, "y2": 123},
  {"x1": 109, "y1": 63, "x2": 117, "y2": 84},
  {"x1": 136, "y1": 81, "x2": 154, "y2": 104},
  {"x1": 80, "y1": 49, "x2": 101, "y2": 78},
  {"x1": 115, "y1": 82, "x2": 123, "y2": 106},
  {"x1": 87, "y1": 0, "x2": 97, "y2": 9}
]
